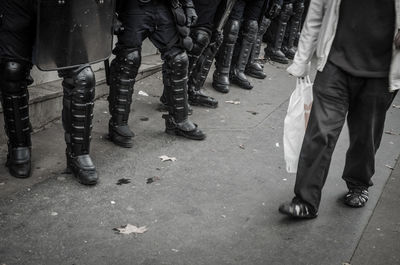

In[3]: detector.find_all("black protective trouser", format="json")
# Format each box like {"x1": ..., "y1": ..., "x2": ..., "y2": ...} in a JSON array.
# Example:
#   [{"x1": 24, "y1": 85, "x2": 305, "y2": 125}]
[{"x1": 294, "y1": 61, "x2": 396, "y2": 212}]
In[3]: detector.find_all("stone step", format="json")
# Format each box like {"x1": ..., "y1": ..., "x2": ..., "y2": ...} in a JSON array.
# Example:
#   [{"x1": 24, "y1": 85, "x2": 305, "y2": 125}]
[{"x1": 0, "y1": 54, "x2": 163, "y2": 145}]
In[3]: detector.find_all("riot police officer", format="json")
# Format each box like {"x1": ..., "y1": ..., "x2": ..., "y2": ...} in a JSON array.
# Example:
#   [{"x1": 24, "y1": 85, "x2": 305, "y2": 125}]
[
  {"x1": 230, "y1": 0, "x2": 269, "y2": 89},
  {"x1": 281, "y1": 0, "x2": 305, "y2": 60},
  {"x1": 185, "y1": 0, "x2": 237, "y2": 108},
  {"x1": 108, "y1": 0, "x2": 206, "y2": 148},
  {"x1": 264, "y1": 0, "x2": 294, "y2": 64},
  {"x1": 0, "y1": 0, "x2": 113, "y2": 184},
  {"x1": 212, "y1": 0, "x2": 267, "y2": 93}
]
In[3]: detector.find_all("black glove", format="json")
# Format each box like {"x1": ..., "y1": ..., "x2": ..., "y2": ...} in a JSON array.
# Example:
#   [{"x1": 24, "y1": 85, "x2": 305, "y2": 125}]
[
  {"x1": 268, "y1": 0, "x2": 283, "y2": 19},
  {"x1": 185, "y1": 6, "x2": 198, "y2": 27}
]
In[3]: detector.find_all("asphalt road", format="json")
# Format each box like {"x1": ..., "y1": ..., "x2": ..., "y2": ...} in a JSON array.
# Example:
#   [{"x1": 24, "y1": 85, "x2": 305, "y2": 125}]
[{"x1": 0, "y1": 62, "x2": 399, "y2": 265}]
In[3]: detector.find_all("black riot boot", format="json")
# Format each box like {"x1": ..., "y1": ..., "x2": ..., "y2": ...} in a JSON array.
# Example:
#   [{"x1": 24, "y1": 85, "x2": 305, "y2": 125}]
[
  {"x1": 61, "y1": 66, "x2": 98, "y2": 185},
  {"x1": 230, "y1": 20, "x2": 259, "y2": 90},
  {"x1": 245, "y1": 17, "x2": 271, "y2": 79},
  {"x1": 187, "y1": 28, "x2": 218, "y2": 108},
  {"x1": 265, "y1": 3, "x2": 293, "y2": 64},
  {"x1": 162, "y1": 52, "x2": 206, "y2": 140},
  {"x1": 107, "y1": 49, "x2": 141, "y2": 148},
  {"x1": 212, "y1": 19, "x2": 240, "y2": 94},
  {"x1": 0, "y1": 61, "x2": 32, "y2": 178}
]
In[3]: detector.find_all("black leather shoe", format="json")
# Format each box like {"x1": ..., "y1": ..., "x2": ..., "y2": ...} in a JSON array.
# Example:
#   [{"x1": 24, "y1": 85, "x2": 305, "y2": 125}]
[
  {"x1": 245, "y1": 64, "x2": 267, "y2": 79},
  {"x1": 6, "y1": 146, "x2": 31, "y2": 178},
  {"x1": 189, "y1": 91, "x2": 218, "y2": 108},
  {"x1": 163, "y1": 114, "x2": 206, "y2": 141},
  {"x1": 67, "y1": 153, "x2": 98, "y2": 185},
  {"x1": 282, "y1": 46, "x2": 296, "y2": 60},
  {"x1": 230, "y1": 71, "x2": 253, "y2": 90},
  {"x1": 212, "y1": 72, "x2": 230, "y2": 93},
  {"x1": 344, "y1": 188, "x2": 369, "y2": 208},
  {"x1": 279, "y1": 198, "x2": 318, "y2": 219},
  {"x1": 108, "y1": 122, "x2": 135, "y2": 148},
  {"x1": 265, "y1": 48, "x2": 289, "y2": 64}
]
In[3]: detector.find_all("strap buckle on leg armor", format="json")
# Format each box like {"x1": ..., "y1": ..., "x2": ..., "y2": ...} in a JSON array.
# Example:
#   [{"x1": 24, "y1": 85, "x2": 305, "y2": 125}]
[{"x1": 60, "y1": 65, "x2": 95, "y2": 157}]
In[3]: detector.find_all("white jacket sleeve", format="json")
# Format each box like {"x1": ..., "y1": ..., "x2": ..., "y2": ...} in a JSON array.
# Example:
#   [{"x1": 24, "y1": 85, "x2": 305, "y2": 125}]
[{"x1": 287, "y1": 0, "x2": 325, "y2": 77}]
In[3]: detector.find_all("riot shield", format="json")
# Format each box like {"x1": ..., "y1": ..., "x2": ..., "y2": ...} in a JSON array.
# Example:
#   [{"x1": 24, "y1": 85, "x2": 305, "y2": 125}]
[{"x1": 35, "y1": 0, "x2": 115, "y2": 71}]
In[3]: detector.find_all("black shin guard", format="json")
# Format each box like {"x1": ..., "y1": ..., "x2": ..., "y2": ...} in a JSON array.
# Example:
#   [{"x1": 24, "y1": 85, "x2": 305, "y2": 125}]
[
  {"x1": 0, "y1": 61, "x2": 32, "y2": 178},
  {"x1": 212, "y1": 19, "x2": 240, "y2": 93},
  {"x1": 162, "y1": 52, "x2": 206, "y2": 140},
  {"x1": 108, "y1": 48, "x2": 141, "y2": 148},
  {"x1": 61, "y1": 66, "x2": 97, "y2": 185},
  {"x1": 230, "y1": 19, "x2": 258, "y2": 90},
  {"x1": 187, "y1": 29, "x2": 218, "y2": 108}
]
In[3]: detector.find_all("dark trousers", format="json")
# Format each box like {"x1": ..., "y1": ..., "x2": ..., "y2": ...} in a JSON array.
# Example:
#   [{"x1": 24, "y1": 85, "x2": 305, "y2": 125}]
[
  {"x1": 115, "y1": 1, "x2": 182, "y2": 59},
  {"x1": 294, "y1": 61, "x2": 396, "y2": 212}
]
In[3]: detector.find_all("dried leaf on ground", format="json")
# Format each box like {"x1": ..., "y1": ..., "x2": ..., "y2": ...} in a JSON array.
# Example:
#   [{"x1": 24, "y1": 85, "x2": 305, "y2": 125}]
[
  {"x1": 113, "y1": 224, "x2": 148, "y2": 235},
  {"x1": 225, "y1": 100, "x2": 240, "y2": 105},
  {"x1": 116, "y1": 178, "x2": 131, "y2": 185},
  {"x1": 393, "y1": 104, "x2": 400, "y2": 109},
  {"x1": 239, "y1": 144, "x2": 245, "y2": 150},
  {"x1": 147, "y1": 176, "x2": 161, "y2": 184},
  {"x1": 384, "y1": 130, "x2": 399, "y2": 135},
  {"x1": 385, "y1": 164, "x2": 394, "y2": 170},
  {"x1": 138, "y1": 90, "x2": 149, "y2": 97},
  {"x1": 159, "y1": 155, "x2": 177, "y2": 162}
]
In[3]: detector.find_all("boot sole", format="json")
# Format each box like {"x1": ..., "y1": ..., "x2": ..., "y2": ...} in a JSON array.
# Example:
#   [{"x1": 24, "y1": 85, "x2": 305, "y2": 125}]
[
  {"x1": 230, "y1": 78, "x2": 253, "y2": 90},
  {"x1": 165, "y1": 129, "x2": 206, "y2": 141},
  {"x1": 5, "y1": 160, "x2": 31, "y2": 179},
  {"x1": 107, "y1": 134, "x2": 134, "y2": 148},
  {"x1": 245, "y1": 71, "x2": 267, "y2": 80},
  {"x1": 189, "y1": 100, "x2": 218, "y2": 109},
  {"x1": 212, "y1": 83, "x2": 229, "y2": 94}
]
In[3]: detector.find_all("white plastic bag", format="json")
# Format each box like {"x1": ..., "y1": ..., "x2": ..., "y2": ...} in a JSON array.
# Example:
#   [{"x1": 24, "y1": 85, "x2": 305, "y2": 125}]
[{"x1": 283, "y1": 76, "x2": 313, "y2": 173}]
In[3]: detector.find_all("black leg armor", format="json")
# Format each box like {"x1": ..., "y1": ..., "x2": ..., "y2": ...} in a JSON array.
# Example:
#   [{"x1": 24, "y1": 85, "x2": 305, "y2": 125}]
[
  {"x1": 230, "y1": 19, "x2": 259, "y2": 90},
  {"x1": 0, "y1": 61, "x2": 32, "y2": 178},
  {"x1": 282, "y1": 1, "x2": 304, "y2": 60},
  {"x1": 61, "y1": 66, "x2": 98, "y2": 185},
  {"x1": 162, "y1": 52, "x2": 206, "y2": 140},
  {"x1": 265, "y1": 3, "x2": 293, "y2": 64},
  {"x1": 107, "y1": 48, "x2": 141, "y2": 148},
  {"x1": 188, "y1": 28, "x2": 211, "y2": 76},
  {"x1": 212, "y1": 19, "x2": 240, "y2": 93},
  {"x1": 187, "y1": 28, "x2": 218, "y2": 108},
  {"x1": 245, "y1": 16, "x2": 271, "y2": 79}
]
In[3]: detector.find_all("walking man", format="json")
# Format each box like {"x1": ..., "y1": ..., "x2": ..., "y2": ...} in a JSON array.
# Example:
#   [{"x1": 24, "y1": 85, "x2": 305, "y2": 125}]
[{"x1": 279, "y1": 0, "x2": 400, "y2": 218}]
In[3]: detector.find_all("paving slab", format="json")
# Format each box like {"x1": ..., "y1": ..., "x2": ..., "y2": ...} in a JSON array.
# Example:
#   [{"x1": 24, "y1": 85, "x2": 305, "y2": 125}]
[{"x1": 0, "y1": 61, "x2": 399, "y2": 265}]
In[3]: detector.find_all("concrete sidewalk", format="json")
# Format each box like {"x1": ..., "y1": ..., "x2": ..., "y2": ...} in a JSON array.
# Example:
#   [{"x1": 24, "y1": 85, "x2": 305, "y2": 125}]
[{"x1": 0, "y1": 61, "x2": 399, "y2": 265}]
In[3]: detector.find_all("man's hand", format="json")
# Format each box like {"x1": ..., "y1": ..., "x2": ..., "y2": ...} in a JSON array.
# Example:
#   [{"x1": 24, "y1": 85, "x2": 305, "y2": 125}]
[
  {"x1": 185, "y1": 6, "x2": 198, "y2": 27},
  {"x1": 395, "y1": 29, "x2": 400, "y2": 50}
]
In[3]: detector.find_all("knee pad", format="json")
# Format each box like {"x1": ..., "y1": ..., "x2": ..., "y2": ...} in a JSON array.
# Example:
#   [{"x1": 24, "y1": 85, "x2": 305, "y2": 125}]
[
  {"x1": 190, "y1": 29, "x2": 211, "y2": 56},
  {"x1": 112, "y1": 48, "x2": 141, "y2": 78},
  {"x1": 224, "y1": 19, "x2": 240, "y2": 44},
  {"x1": 244, "y1": 20, "x2": 259, "y2": 37},
  {"x1": 169, "y1": 52, "x2": 189, "y2": 78},
  {"x1": 62, "y1": 66, "x2": 95, "y2": 91},
  {"x1": 280, "y1": 3, "x2": 293, "y2": 22},
  {"x1": 0, "y1": 61, "x2": 30, "y2": 93}
]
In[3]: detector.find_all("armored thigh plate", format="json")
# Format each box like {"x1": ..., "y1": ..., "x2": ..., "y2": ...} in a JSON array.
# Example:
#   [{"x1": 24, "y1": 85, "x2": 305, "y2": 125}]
[{"x1": 35, "y1": 0, "x2": 115, "y2": 71}]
